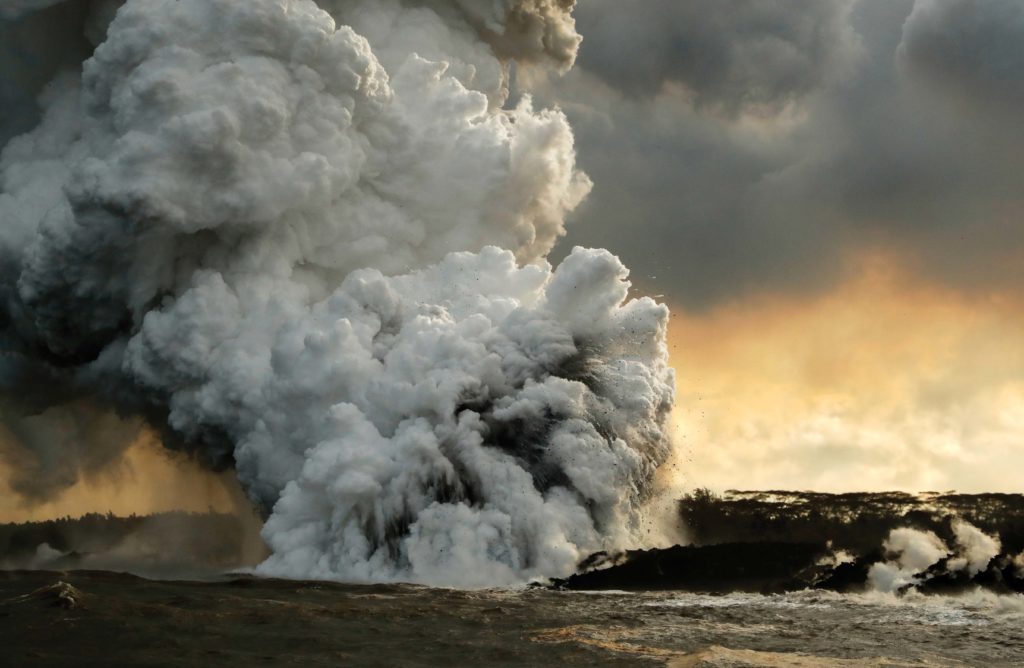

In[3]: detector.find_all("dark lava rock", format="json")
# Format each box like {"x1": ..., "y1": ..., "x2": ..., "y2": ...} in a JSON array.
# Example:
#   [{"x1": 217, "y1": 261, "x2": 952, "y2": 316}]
[
  {"x1": 5, "y1": 581, "x2": 84, "y2": 609},
  {"x1": 915, "y1": 569, "x2": 976, "y2": 595},
  {"x1": 813, "y1": 560, "x2": 871, "y2": 593},
  {"x1": 813, "y1": 549, "x2": 883, "y2": 593},
  {"x1": 917, "y1": 557, "x2": 1020, "y2": 595},
  {"x1": 554, "y1": 542, "x2": 832, "y2": 593},
  {"x1": 1000, "y1": 563, "x2": 1024, "y2": 594}
]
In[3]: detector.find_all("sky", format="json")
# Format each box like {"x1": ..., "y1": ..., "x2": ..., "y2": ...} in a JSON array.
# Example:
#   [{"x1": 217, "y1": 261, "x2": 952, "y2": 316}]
[
  {"x1": 531, "y1": 0, "x2": 1024, "y2": 493},
  {"x1": 0, "y1": 0, "x2": 1022, "y2": 524}
]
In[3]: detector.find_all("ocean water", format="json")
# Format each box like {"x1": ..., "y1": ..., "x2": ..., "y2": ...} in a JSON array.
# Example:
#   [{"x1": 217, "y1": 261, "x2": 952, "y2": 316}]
[
  {"x1": 569, "y1": 588, "x2": 1024, "y2": 666},
  {"x1": 2, "y1": 570, "x2": 1023, "y2": 666}
]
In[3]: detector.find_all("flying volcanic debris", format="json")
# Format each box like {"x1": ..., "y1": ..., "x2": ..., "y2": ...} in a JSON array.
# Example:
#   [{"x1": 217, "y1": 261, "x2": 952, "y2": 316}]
[{"x1": 0, "y1": 0, "x2": 675, "y2": 586}]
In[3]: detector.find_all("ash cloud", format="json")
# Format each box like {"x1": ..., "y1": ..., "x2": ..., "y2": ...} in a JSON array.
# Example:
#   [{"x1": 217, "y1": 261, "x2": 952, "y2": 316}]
[
  {"x1": 900, "y1": 0, "x2": 1024, "y2": 110},
  {"x1": 0, "y1": 0, "x2": 72, "y2": 19},
  {"x1": 535, "y1": 0, "x2": 1024, "y2": 307},
  {"x1": 0, "y1": 400, "x2": 139, "y2": 502},
  {"x1": 574, "y1": 0, "x2": 854, "y2": 114},
  {"x1": 0, "y1": 0, "x2": 674, "y2": 585}
]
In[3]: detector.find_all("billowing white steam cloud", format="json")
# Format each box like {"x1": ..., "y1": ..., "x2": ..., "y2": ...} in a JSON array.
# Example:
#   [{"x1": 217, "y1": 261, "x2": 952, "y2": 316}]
[{"x1": 0, "y1": 0, "x2": 674, "y2": 585}]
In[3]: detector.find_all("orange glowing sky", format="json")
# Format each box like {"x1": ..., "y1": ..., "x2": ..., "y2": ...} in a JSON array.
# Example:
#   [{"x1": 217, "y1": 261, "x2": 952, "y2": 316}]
[
  {"x1": 0, "y1": 430, "x2": 241, "y2": 523},
  {"x1": 667, "y1": 250, "x2": 1024, "y2": 494}
]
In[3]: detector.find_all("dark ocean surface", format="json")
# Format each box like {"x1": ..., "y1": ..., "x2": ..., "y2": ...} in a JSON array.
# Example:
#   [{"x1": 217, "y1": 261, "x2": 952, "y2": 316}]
[{"x1": 2, "y1": 570, "x2": 1022, "y2": 667}]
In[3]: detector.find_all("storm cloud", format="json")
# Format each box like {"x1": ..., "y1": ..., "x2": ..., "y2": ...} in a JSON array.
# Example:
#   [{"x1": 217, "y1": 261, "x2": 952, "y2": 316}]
[
  {"x1": 574, "y1": 0, "x2": 854, "y2": 113},
  {"x1": 537, "y1": 0, "x2": 1024, "y2": 307}
]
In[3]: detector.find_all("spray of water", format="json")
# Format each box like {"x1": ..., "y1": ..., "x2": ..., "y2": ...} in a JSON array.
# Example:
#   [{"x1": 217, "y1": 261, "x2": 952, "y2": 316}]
[{"x1": 867, "y1": 521, "x2": 1002, "y2": 593}]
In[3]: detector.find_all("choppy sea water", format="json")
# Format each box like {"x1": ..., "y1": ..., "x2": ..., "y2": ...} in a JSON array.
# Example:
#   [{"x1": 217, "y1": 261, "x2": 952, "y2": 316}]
[
  {"x1": 2, "y1": 571, "x2": 1023, "y2": 666},
  {"x1": 556, "y1": 588, "x2": 1024, "y2": 666}
]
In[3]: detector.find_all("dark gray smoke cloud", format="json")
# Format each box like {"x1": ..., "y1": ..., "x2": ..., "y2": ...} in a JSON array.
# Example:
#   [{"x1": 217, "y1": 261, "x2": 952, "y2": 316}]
[
  {"x1": 0, "y1": 2, "x2": 94, "y2": 144},
  {"x1": 900, "y1": 0, "x2": 1024, "y2": 110},
  {"x1": 537, "y1": 0, "x2": 1024, "y2": 307},
  {"x1": 575, "y1": 0, "x2": 852, "y2": 114},
  {"x1": 0, "y1": 400, "x2": 139, "y2": 502}
]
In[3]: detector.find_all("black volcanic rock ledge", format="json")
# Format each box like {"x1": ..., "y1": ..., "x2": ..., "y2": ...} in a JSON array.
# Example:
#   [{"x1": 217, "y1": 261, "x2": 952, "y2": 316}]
[
  {"x1": 554, "y1": 542, "x2": 1024, "y2": 594},
  {"x1": 553, "y1": 542, "x2": 832, "y2": 593},
  {"x1": 554, "y1": 490, "x2": 1024, "y2": 594},
  {"x1": 678, "y1": 490, "x2": 1024, "y2": 555}
]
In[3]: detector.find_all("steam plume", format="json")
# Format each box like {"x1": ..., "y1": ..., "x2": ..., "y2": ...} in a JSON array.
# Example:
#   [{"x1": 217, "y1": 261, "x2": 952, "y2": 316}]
[{"x1": 0, "y1": 0, "x2": 674, "y2": 585}]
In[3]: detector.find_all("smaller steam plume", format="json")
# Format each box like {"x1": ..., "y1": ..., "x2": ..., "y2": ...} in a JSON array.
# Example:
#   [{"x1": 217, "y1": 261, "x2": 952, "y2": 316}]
[
  {"x1": 0, "y1": 508, "x2": 267, "y2": 579},
  {"x1": 868, "y1": 520, "x2": 1003, "y2": 593}
]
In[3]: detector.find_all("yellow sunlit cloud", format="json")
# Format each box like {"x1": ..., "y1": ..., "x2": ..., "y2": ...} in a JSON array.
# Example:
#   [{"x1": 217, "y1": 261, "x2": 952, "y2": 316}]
[{"x1": 668, "y1": 251, "x2": 1024, "y2": 493}]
